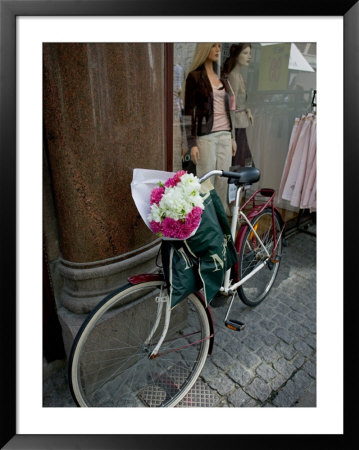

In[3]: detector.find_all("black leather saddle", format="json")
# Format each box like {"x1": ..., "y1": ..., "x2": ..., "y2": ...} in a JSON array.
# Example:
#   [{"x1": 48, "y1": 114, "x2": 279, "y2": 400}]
[{"x1": 223, "y1": 166, "x2": 261, "y2": 185}]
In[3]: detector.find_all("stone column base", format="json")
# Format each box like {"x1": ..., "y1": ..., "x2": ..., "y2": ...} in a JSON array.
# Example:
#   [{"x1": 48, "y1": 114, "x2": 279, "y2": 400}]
[
  {"x1": 57, "y1": 242, "x2": 161, "y2": 314},
  {"x1": 54, "y1": 241, "x2": 162, "y2": 358}
]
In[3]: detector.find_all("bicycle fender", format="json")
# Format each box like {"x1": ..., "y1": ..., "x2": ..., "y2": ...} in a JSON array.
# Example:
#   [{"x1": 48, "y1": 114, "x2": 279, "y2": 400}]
[
  {"x1": 128, "y1": 273, "x2": 165, "y2": 284},
  {"x1": 194, "y1": 290, "x2": 215, "y2": 355}
]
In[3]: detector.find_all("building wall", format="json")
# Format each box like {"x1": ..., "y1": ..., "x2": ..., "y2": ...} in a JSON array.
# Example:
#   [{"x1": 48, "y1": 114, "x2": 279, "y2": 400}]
[{"x1": 43, "y1": 43, "x2": 168, "y2": 355}]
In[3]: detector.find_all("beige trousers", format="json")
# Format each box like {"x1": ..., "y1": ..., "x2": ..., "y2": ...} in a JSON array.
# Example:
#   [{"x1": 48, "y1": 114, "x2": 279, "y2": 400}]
[{"x1": 196, "y1": 131, "x2": 232, "y2": 214}]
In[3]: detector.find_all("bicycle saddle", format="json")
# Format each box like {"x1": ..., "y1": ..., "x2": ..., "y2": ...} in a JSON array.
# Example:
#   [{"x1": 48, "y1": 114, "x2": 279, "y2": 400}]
[{"x1": 223, "y1": 166, "x2": 261, "y2": 185}]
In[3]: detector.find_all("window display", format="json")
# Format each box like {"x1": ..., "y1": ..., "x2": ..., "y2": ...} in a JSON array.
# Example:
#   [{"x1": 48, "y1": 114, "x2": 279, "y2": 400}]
[{"x1": 173, "y1": 42, "x2": 317, "y2": 218}]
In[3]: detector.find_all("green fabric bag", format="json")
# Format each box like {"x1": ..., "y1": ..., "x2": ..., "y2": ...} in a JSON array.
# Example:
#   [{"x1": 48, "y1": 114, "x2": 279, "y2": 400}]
[
  {"x1": 161, "y1": 185, "x2": 238, "y2": 308},
  {"x1": 161, "y1": 240, "x2": 200, "y2": 308}
]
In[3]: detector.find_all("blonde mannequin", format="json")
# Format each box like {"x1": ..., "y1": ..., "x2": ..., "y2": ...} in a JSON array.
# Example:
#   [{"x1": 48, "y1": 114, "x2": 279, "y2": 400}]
[{"x1": 183, "y1": 43, "x2": 236, "y2": 212}]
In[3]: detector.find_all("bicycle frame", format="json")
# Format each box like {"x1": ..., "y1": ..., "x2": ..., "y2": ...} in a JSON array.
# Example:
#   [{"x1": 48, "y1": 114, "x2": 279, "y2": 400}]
[
  {"x1": 140, "y1": 169, "x2": 284, "y2": 357},
  {"x1": 199, "y1": 170, "x2": 285, "y2": 296}
]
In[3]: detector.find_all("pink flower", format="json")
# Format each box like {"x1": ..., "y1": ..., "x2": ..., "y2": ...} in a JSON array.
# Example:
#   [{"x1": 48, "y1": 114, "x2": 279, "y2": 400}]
[
  {"x1": 162, "y1": 217, "x2": 188, "y2": 239},
  {"x1": 149, "y1": 220, "x2": 162, "y2": 235},
  {"x1": 150, "y1": 207, "x2": 202, "y2": 239},
  {"x1": 164, "y1": 170, "x2": 187, "y2": 188},
  {"x1": 174, "y1": 170, "x2": 187, "y2": 182},
  {"x1": 150, "y1": 186, "x2": 165, "y2": 205},
  {"x1": 185, "y1": 206, "x2": 203, "y2": 229},
  {"x1": 161, "y1": 211, "x2": 201, "y2": 239}
]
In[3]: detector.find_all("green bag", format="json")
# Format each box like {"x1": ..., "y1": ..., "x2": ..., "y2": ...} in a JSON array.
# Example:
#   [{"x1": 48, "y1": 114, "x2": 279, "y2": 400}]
[{"x1": 161, "y1": 186, "x2": 238, "y2": 308}]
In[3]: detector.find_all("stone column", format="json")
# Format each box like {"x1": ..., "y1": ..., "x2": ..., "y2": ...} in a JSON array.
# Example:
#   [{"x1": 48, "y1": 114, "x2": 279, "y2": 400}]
[{"x1": 43, "y1": 43, "x2": 167, "y2": 355}]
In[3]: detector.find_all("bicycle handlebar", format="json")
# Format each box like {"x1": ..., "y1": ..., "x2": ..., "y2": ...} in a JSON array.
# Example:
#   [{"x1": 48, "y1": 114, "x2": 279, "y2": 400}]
[
  {"x1": 199, "y1": 169, "x2": 247, "y2": 183},
  {"x1": 199, "y1": 167, "x2": 261, "y2": 185},
  {"x1": 198, "y1": 170, "x2": 223, "y2": 184}
]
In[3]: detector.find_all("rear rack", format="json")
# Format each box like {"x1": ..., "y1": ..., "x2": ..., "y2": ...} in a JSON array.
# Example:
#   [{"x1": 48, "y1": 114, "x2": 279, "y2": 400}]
[{"x1": 240, "y1": 188, "x2": 275, "y2": 216}]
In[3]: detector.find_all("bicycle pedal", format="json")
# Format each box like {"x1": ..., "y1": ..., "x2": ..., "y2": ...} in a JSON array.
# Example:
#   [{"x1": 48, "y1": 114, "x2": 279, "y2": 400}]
[{"x1": 225, "y1": 319, "x2": 246, "y2": 332}]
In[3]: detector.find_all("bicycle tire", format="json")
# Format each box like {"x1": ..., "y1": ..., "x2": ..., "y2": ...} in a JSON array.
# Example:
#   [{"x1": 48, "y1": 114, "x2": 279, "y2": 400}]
[
  {"x1": 237, "y1": 208, "x2": 283, "y2": 307},
  {"x1": 69, "y1": 280, "x2": 210, "y2": 407}
]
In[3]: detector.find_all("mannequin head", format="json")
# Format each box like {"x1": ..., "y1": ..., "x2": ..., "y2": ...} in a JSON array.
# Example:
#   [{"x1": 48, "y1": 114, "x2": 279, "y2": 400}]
[
  {"x1": 188, "y1": 43, "x2": 220, "y2": 73},
  {"x1": 221, "y1": 43, "x2": 252, "y2": 76},
  {"x1": 183, "y1": 43, "x2": 221, "y2": 102},
  {"x1": 237, "y1": 45, "x2": 251, "y2": 67},
  {"x1": 207, "y1": 43, "x2": 221, "y2": 63}
]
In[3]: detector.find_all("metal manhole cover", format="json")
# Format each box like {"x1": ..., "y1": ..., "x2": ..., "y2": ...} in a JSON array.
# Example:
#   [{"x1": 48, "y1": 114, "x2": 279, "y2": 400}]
[
  {"x1": 176, "y1": 379, "x2": 220, "y2": 408},
  {"x1": 137, "y1": 362, "x2": 220, "y2": 407}
]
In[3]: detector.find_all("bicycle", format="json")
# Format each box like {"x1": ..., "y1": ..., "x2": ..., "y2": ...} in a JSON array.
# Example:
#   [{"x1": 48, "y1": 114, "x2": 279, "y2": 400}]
[{"x1": 69, "y1": 166, "x2": 285, "y2": 407}]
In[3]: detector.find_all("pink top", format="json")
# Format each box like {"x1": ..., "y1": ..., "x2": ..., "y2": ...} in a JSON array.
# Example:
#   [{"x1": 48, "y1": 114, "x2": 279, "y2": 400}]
[
  {"x1": 279, "y1": 114, "x2": 316, "y2": 211},
  {"x1": 211, "y1": 83, "x2": 231, "y2": 132}
]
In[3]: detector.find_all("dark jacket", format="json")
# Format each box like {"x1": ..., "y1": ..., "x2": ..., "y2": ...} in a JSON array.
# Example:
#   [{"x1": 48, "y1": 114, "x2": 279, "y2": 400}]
[{"x1": 184, "y1": 64, "x2": 234, "y2": 150}]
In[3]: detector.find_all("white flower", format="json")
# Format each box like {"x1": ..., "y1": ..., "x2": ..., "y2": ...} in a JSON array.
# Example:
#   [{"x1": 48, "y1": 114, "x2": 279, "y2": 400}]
[
  {"x1": 148, "y1": 203, "x2": 162, "y2": 222},
  {"x1": 159, "y1": 186, "x2": 190, "y2": 219},
  {"x1": 148, "y1": 172, "x2": 204, "y2": 225},
  {"x1": 179, "y1": 173, "x2": 201, "y2": 192}
]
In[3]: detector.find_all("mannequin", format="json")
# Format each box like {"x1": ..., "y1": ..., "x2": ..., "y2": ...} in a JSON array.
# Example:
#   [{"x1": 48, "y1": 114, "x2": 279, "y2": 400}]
[
  {"x1": 222, "y1": 43, "x2": 255, "y2": 167},
  {"x1": 183, "y1": 43, "x2": 236, "y2": 213}
]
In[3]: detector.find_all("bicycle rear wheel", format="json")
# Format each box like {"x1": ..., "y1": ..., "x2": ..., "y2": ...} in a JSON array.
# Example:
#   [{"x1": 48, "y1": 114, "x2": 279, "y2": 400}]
[
  {"x1": 69, "y1": 280, "x2": 210, "y2": 407},
  {"x1": 238, "y1": 208, "x2": 282, "y2": 306}
]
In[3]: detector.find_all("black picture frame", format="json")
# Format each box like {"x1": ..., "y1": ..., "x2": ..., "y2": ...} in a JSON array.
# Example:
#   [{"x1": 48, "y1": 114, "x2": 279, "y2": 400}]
[{"x1": 1, "y1": 0, "x2": 357, "y2": 448}]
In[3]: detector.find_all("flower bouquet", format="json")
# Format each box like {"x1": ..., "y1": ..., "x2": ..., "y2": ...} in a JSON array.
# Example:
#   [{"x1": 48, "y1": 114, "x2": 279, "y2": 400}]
[
  {"x1": 148, "y1": 170, "x2": 204, "y2": 239},
  {"x1": 131, "y1": 168, "x2": 204, "y2": 240}
]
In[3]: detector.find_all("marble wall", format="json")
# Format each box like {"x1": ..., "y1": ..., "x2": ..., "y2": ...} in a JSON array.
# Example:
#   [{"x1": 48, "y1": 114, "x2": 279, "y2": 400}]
[
  {"x1": 43, "y1": 44, "x2": 168, "y2": 344},
  {"x1": 43, "y1": 43, "x2": 166, "y2": 263}
]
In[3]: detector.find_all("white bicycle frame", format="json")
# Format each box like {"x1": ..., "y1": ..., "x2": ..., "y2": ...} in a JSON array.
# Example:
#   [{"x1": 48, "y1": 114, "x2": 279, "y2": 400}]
[
  {"x1": 149, "y1": 169, "x2": 273, "y2": 357},
  {"x1": 199, "y1": 170, "x2": 271, "y2": 296},
  {"x1": 222, "y1": 182, "x2": 270, "y2": 293}
]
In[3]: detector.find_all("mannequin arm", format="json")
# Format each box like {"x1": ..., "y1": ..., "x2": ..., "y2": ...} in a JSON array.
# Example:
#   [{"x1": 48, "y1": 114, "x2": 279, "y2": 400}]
[
  {"x1": 231, "y1": 138, "x2": 237, "y2": 156},
  {"x1": 246, "y1": 109, "x2": 254, "y2": 125}
]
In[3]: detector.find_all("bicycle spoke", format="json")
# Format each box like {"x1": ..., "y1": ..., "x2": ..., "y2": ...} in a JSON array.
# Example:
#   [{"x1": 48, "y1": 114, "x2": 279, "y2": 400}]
[
  {"x1": 82, "y1": 348, "x2": 143, "y2": 379},
  {"x1": 87, "y1": 351, "x2": 147, "y2": 395},
  {"x1": 83, "y1": 343, "x2": 140, "y2": 354}
]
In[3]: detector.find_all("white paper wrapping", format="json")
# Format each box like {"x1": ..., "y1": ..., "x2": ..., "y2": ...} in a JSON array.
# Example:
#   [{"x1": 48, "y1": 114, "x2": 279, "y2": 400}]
[{"x1": 131, "y1": 168, "x2": 176, "y2": 231}]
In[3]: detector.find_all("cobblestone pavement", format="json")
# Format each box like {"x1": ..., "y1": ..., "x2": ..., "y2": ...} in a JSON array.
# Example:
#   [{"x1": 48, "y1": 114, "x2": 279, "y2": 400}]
[{"x1": 43, "y1": 227, "x2": 316, "y2": 408}]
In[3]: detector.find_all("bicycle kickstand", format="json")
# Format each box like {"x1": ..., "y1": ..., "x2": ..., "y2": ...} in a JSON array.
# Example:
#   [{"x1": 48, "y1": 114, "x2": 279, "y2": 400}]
[{"x1": 224, "y1": 292, "x2": 246, "y2": 332}]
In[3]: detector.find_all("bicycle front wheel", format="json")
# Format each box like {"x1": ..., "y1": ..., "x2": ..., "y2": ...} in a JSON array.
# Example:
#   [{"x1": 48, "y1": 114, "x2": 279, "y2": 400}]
[
  {"x1": 69, "y1": 280, "x2": 210, "y2": 407},
  {"x1": 238, "y1": 208, "x2": 283, "y2": 306}
]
